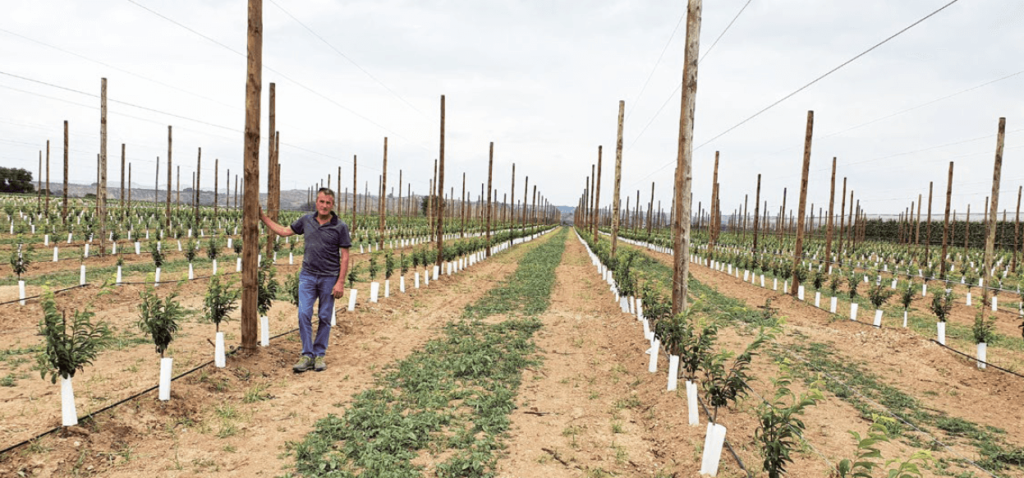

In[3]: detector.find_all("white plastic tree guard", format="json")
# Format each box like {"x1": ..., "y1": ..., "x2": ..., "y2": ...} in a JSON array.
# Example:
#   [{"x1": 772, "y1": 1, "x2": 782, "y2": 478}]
[
  {"x1": 215, "y1": 332, "x2": 226, "y2": 368},
  {"x1": 699, "y1": 422, "x2": 728, "y2": 476},
  {"x1": 648, "y1": 339, "x2": 660, "y2": 373},
  {"x1": 937, "y1": 322, "x2": 946, "y2": 345},
  {"x1": 61, "y1": 376, "x2": 77, "y2": 426},
  {"x1": 348, "y1": 290, "x2": 358, "y2": 312},
  {"x1": 370, "y1": 282, "x2": 380, "y2": 303},
  {"x1": 159, "y1": 357, "x2": 173, "y2": 401},
  {"x1": 261, "y1": 316, "x2": 270, "y2": 346},
  {"x1": 667, "y1": 355, "x2": 680, "y2": 391},
  {"x1": 850, "y1": 303, "x2": 858, "y2": 321},
  {"x1": 977, "y1": 342, "x2": 987, "y2": 369}
]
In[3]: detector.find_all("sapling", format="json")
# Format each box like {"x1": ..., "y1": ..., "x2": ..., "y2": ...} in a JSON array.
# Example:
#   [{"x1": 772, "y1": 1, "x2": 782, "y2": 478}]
[
  {"x1": 36, "y1": 288, "x2": 111, "y2": 384},
  {"x1": 285, "y1": 270, "x2": 300, "y2": 306},
  {"x1": 203, "y1": 275, "x2": 240, "y2": 333},
  {"x1": 827, "y1": 273, "x2": 841, "y2": 296},
  {"x1": 233, "y1": 238, "x2": 243, "y2": 255},
  {"x1": 384, "y1": 250, "x2": 394, "y2": 280},
  {"x1": 755, "y1": 365, "x2": 824, "y2": 478},
  {"x1": 701, "y1": 327, "x2": 773, "y2": 423},
  {"x1": 833, "y1": 420, "x2": 932, "y2": 478},
  {"x1": 812, "y1": 269, "x2": 826, "y2": 290},
  {"x1": 930, "y1": 289, "x2": 954, "y2": 323},
  {"x1": 400, "y1": 252, "x2": 409, "y2": 276},
  {"x1": 149, "y1": 240, "x2": 164, "y2": 269},
  {"x1": 9, "y1": 243, "x2": 30, "y2": 280},
  {"x1": 867, "y1": 282, "x2": 895, "y2": 309},
  {"x1": 972, "y1": 310, "x2": 996, "y2": 345},
  {"x1": 206, "y1": 237, "x2": 219, "y2": 261},
  {"x1": 846, "y1": 272, "x2": 862, "y2": 299},
  {"x1": 257, "y1": 261, "x2": 279, "y2": 317},
  {"x1": 899, "y1": 281, "x2": 917, "y2": 312},
  {"x1": 183, "y1": 239, "x2": 197, "y2": 263},
  {"x1": 368, "y1": 253, "x2": 379, "y2": 281},
  {"x1": 137, "y1": 287, "x2": 185, "y2": 358}
]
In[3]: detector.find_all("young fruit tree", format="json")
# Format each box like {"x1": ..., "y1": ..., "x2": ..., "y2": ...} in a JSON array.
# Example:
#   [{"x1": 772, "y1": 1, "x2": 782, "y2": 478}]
[
  {"x1": 833, "y1": 421, "x2": 932, "y2": 478},
  {"x1": 204, "y1": 275, "x2": 240, "y2": 334},
  {"x1": 36, "y1": 287, "x2": 111, "y2": 426},
  {"x1": 257, "y1": 261, "x2": 280, "y2": 318},
  {"x1": 899, "y1": 281, "x2": 917, "y2": 327},
  {"x1": 137, "y1": 286, "x2": 185, "y2": 400},
  {"x1": 755, "y1": 366, "x2": 824, "y2": 478}
]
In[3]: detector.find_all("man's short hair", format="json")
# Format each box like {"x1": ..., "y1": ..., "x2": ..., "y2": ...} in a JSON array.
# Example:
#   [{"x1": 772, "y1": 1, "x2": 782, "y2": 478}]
[{"x1": 317, "y1": 187, "x2": 335, "y2": 199}]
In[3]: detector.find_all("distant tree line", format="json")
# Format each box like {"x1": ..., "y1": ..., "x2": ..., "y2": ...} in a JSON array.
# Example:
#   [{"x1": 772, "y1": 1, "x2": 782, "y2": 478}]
[{"x1": 0, "y1": 167, "x2": 34, "y2": 193}]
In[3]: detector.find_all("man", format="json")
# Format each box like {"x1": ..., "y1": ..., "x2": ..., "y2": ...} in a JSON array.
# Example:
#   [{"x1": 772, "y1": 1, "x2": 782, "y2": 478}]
[{"x1": 260, "y1": 188, "x2": 351, "y2": 372}]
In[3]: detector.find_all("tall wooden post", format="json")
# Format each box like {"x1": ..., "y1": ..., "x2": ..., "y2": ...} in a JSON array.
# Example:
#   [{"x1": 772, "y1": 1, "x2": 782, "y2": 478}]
[
  {"x1": 435, "y1": 96, "x2": 446, "y2": 266},
  {"x1": 982, "y1": 118, "x2": 1005, "y2": 306},
  {"x1": 964, "y1": 205, "x2": 970, "y2": 258},
  {"x1": 940, "y1": 162, "x2": 954, "y2": 279},
  {"x1": 128, "y1": 163, "x2": 132, "y2": 213},
  {"x1": 460, "y1": 172, "x2": 466, "y2": 237},
  {"x1": 166, "y1": 126, "x2": 173, "y2": 228},
  {"x1": 486, "y1": 142, "x2": 494, "y2": 255},
  {"x1": 1014, "y1": 186, "x2": 1021, "y2": 273},
  {"x1": 708, "y1": 151, "x2": 719, "y2": 264},
  {"x1": 925, "y1": 182, "x2": 934, "y2": 261},
  {"x1": 214, "y1": 158, "x2": 219, "y2": 219},
  {"x1": 647, "y1": 181, "x2": 655, "y2": 235},
  {"x1": 379, "y1": 137, "x2": 387, "y2": 249},
  {"x1": 240, "y1": 0, "x2": 263, "y2": 351},
  {"x1": 352, "y1": 155, "x2": 358, "y2": 231},
  {"x1": 194, "y1": 148, "x2": 201, "y2": 227},
  {"x1": 176, "y1": 166, "x2": 181, "y2": 208},
  {"x1": 752, "y1": 174, "x2": 761, "y2": 254},
  {"x1": 98, "y1": 78, "x2": 108, "y2": 255},
  {"x1": 593, "y1": 146, "x2": 602, "y2": 242},
  {"x1": 611, "y1": 100, "x2": 625, "y2": 258},
  {"x1": 837, "y1": 177, "x2": 846, "y2": 262},
  {"x1": 62, "y1": 121, "x2": 68, "y2": 223},
  {"x1": 825, "y1": 158, "x2": 837, "y2": 267},
  {"x1": 671, "y1": 0, "x2": 701, "y2": 314},
  {"x1": 791, "y1": 110, "x2": 813, "y2": 295}
]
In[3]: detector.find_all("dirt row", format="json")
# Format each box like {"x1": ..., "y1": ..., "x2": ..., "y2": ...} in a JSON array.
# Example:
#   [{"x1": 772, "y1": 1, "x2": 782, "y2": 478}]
[{"x1": 0, "y1": 232, "x2": 552, "y2": 477}]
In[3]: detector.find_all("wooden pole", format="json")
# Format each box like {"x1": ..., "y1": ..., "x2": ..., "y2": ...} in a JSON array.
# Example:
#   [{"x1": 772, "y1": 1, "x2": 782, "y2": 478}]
[
  {"x1": 593, "y1": 146, "x2": 602, "y2": 242},
  {"x1": 379, "y1": 137, "x2": 387, "y2": 249},
  {"x1": 837, "y1": 177, "x2": 846, "y2": 263},
  {"x1": 1015, "y1": 185, "x2": 1022, "y2": 273},
  {"x1": 647, "y1": 181, "x2": 655, "y2": 235},
  {"x1": 62, "y1": 121, "x2": 68, "y2": 224},
  {"x1": 194, "y1": 148, "x2": 201, "y2": 227},
  {"x1": 486, "y1": 142, "x2": 493, "y2": 255},
  {"x1": 166, "y1": 126, "x2": 173, "y2": 228},
  {"x1": 982, "y1": 118, "x2": 1005, "y2": 306},
  {"x1": 672, "y1": 0, "x2": 701, "y2": 315},
  {"x1": 460, "y1": 172, "x2": 466, "y2": 238},
  {"x1": 240, "y1": 0, "x2": 263, "y2": 351},
  {"x1": 708, "y1": 151, "x2": 719, "y2": 264},
  {"x1": 752, "y1": 174, "x2": 761, "y2": 254},
  {"x1": 925, "y1": 181, "x2": 933, "y2": 262},
  {"x1": 214, "y1": 158, "x2": 219, "y2": 219},
  {"x1": 791, "y1": 110, "x2": 813, "y2": 296},
  {"x1": 611, "y1": 100, "x2": 625, "y2": 258},
  {"x1": 940, "y1": 162, "x2": 954, "y2": 279},
  {"x1": 435, "y1": 96, "x2": 446, "y2": 266},
  {"x1": 99, "y1": 78, "x2": 108, "y2": 255},
  {"x1": 824, "y1": 157, "x2": 836, "y2": 267}
]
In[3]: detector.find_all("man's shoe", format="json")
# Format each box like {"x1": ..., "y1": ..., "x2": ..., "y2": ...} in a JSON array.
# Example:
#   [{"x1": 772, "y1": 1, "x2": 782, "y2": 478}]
[
  {"x1": 293, "y1": 355, "x2": 313, "y2": 373},
  {"x1": 314, "y1": 356, "x2": 326, "y2": 372}
]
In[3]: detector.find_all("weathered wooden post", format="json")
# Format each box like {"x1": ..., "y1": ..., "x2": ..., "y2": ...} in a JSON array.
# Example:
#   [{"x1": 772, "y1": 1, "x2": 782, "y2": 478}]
[
  {"x1": 982, "y1": 118, "x2": 1005, "y2": 306},
  {"x1": 672, "y1": 0, "x2": 701, "y2": 315},
  {"x1": 593, "y1": 147, "x2": 602, "y2": 242},
  {"x1": 99, "y1": 78, "x2": 108, "y2": 255},
  {"x1": 611, "y1": 101, "x2": 625, "y2": 259},
  {"x1": 752, "y1": 174, "x2": 761, "y2": 254},
  {"x1": 486, "y1": 142, "x2": 493, "y2": 256},
  {"x1": 379, "y1": 137, "x2": 387, "y2": 249},
  {"x1": 435, "y1": 96, "x2": 446, "y2": 267},
  {"x1": 940, "y1": 162, "x2": 954, "y2": 279},
  {"x1": 240, "y1": 0, "x2": 263, "y2": 351},
  {"x1": 791, "y1": 111, "x2": 813, "y2": 296},
  {"x1": 62, "y1": 121, "x2": 69, "y2": 224}
]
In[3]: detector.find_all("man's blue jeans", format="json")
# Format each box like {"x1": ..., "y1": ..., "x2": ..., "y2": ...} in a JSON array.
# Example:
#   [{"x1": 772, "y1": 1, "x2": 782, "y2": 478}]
[{"x1": 297, "y1": 270, "x2": 336, "y2": 357}]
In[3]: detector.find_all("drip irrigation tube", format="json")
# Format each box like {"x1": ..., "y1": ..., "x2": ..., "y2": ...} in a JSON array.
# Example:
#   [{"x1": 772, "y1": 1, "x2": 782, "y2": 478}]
[
  {"x1": 930, "y1": 339, "x2": 1024, "y2": 380},
  {"x1": 0, "y1": 284, "x2": 88, "y2": 307},
  {"x1": 0, "y1": 326, "x2": 300, "y2": 457}
]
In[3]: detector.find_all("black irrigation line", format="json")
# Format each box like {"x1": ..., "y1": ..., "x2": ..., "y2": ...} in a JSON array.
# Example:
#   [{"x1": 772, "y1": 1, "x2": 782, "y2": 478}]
[
  {"x1": 576, "y1": 232, "x2": 751, "y2": 477},
  {"x1": 0, "y1": 325, "x2": 301, "y2": 457},
  {"x1": 0, "y1": 284, "x2": 88, "y2": 307},
  {"x1": 691, "y1": 244, "x2": 1024, "y2": 383},
  {"x1": 931, "y1": 339, "x2": 1024, "y2": 381},
  {"x1": 0, "y1": 228, "x2": 557, "y2": 457}
]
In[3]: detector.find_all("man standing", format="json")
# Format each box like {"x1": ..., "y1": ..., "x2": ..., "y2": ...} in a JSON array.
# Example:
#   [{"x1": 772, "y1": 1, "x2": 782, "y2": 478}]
[{"x1": 260, "y1": 187, "x2": 351, "y2": 372}]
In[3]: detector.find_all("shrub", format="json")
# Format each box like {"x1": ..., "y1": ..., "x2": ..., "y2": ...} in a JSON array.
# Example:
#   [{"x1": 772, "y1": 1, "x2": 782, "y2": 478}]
[
  {"x1": 207, "y1": 237, "x2": 219, "y2": 261},
  {"x1": 183, "y1": 239, "x2": 197, "y2": 263},
  {"x1": 846, "y1": 273, "x2": 862, "y2": 299},
  {"x1": 899, "y1": 281, "x2": 917, "y2": 311},
  {"x1": 149, "y1": 241, "x2": 164, "y2": 268},
  {"x1": 384, "y1": 250, "x2": 394, "y2": 280}
]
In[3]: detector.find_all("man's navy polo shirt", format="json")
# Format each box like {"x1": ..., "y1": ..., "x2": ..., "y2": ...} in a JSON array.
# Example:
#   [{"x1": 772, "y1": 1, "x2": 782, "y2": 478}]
[{"x1": 290, "y1": 212, "x2": 352, "y2": 277}]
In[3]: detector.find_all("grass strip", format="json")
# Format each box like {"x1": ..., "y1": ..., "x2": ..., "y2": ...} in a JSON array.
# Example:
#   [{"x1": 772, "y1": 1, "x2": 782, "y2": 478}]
[{"x1": 285, "y1": 227, "x2": 567, "y2": 477}]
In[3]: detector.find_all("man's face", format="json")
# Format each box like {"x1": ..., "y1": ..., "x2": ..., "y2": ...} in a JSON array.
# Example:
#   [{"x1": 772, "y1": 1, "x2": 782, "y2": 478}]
[{"x1": 316, "y1": 193, "x2": 334, "y2": 217}]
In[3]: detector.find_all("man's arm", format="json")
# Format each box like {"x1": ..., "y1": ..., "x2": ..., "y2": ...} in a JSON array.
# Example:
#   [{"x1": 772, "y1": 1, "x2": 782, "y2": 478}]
[
  {"x1": 333, "y1": 247, "x2": 350, "y2": 299},
  {"x1": 259, "y1": 206, "x2": 295, "y2": 237}
]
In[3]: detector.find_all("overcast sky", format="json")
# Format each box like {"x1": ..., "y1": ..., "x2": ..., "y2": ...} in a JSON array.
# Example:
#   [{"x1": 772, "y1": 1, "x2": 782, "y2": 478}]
[{"x1": 2, "y1": 0, "x2": 1023, "y2": 219}]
